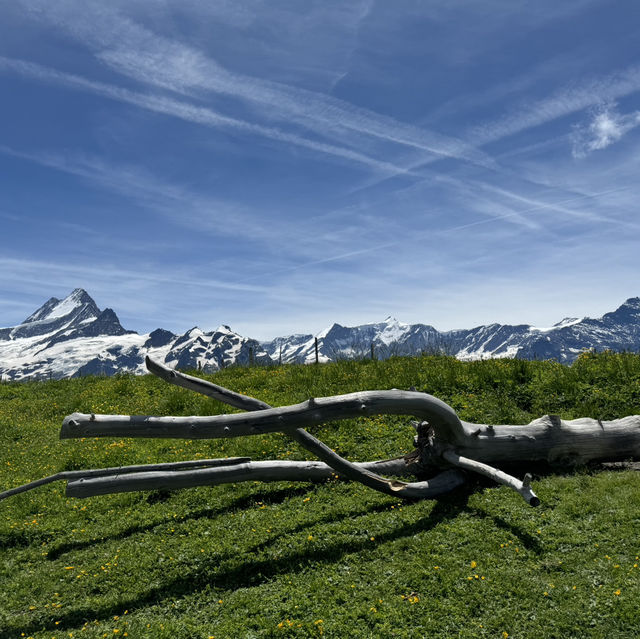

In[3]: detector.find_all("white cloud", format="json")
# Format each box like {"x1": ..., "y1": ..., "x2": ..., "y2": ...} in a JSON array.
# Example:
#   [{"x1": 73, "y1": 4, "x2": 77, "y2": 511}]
[
  {"x1": 469, "y1": 64, "x2": 640, "y2": 146},
  {"x1": 353, "y1": 63, "x2": 640, "y2": 196},
  {"x1": 571, "y1": 102, "x2": 640, "y2": 158}
]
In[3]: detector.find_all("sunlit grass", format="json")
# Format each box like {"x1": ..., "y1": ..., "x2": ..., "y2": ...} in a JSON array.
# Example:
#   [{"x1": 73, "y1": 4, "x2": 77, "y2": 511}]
[{"x1": 1, "y1": 352, "x2": 639, "y2": 637}]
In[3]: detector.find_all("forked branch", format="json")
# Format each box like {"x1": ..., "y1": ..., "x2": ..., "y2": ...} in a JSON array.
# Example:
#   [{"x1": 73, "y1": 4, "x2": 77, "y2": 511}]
[
  {"x1": 6, "y1": 356, "x2": 640, "y2": 508},
  {"x1": 142, "y1": 357, "x2": 467, "y2": 499}
]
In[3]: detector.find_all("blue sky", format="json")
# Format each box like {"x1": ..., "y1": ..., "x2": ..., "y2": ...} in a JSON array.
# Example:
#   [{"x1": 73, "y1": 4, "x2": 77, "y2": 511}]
[{"x1": 1, "y1": 0, "x2": 639, "y2": 340}]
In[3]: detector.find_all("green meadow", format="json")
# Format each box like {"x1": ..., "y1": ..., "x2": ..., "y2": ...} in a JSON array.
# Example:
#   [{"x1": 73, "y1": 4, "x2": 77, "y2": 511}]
[{"x1": 1, "y1": 352, "x2": 639, "y2": 638}]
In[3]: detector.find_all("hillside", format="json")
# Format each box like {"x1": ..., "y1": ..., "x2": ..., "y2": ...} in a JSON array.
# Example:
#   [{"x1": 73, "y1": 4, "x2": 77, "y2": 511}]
[{"x1": 1, "y1": 353, "x2": 639, "y2": 637}]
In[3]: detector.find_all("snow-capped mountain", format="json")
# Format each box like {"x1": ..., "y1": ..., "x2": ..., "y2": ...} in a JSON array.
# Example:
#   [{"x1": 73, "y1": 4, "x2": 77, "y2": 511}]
[
  {"x1": 1, "y1": 290, "x2": 639, "y2": 381},
  {"x1": 261, "y1": 317, "x2": 444, "y2": 363},
  {"x1": 0, "y1": 289, "x2": 270, "y2": 381},
  {"x1": 262, "y1": 298, "x2": 640, "y2": 364}
]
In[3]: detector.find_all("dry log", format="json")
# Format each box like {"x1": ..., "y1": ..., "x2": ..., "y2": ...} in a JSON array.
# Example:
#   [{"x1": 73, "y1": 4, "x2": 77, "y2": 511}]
[
  {"x1": 452, "y1": 414, "x2": 640, "y2": 466},
  {"x1": 0, "y1": 457, "x2": 249, "y2": 502},
  {"x1": 60, "y1": 402, "x2": 640, "y2": 468},
  {"x1": 57, "y1": 358, "x2": 532, "y2": 503},
  {"x1": 6, "y1": 356, "x2": 640, "y2": 508},
  {"x1": 60, "y1": 390, "x2": 465, "y2": 442}
]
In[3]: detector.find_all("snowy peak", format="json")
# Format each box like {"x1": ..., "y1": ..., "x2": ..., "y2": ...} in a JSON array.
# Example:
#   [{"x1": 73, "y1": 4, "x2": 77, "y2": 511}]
[
  {"x1": 5, "y1": 289, "x2": 102, "y2": 341},
  {"x1": 165, "y1": 325, "x2": 270, "y2": 372},
  {"x1": 22, "y1": 296, "x2": 62, "y2": 323},
  {"x1": 377, "y1": 317, "x2": 410, "y2": 346},
  {"x1": 23, "y1": 288, "x2": 99, "y2": 324}
]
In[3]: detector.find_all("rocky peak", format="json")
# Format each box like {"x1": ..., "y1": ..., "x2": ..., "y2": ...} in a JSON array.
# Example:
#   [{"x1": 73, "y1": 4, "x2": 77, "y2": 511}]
[
  {"x1": 9, "y1": 289, "x2": 101, "y2": 340},
  {"x1": 602, "y1": 297, "x2": 640, "y2": 324},
  {"x1": 76, "y1": 308, "x2": 133, "y2": 338},
  {"x1": 23, "y1": 288, "x2": 100, "y2": 324}
]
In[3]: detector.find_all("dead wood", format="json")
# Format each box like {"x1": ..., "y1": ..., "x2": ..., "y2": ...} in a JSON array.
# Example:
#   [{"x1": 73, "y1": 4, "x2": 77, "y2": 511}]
[{"x1": 5, "y1": 356, "x2": 640, "y2": 506}]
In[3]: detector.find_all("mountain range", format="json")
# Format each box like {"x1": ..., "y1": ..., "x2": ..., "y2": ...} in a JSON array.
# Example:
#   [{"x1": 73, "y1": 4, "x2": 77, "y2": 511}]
[{"x1": 1, "y1": 289, "x2": 639, "y2": 381}]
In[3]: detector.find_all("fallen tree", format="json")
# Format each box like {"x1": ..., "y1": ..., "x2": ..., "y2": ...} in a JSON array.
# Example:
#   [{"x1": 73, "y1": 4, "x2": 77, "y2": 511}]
[{"x1": 3, "y1": 356, "x2": 640, "y2": 507}]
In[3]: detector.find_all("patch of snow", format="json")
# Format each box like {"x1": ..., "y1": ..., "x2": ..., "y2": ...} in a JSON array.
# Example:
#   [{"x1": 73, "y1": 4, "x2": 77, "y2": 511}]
[
  {"x1": 214, "y1": 325, "x2": 234, "y2": 335},
  {"x1": 530, "y1": 317, "x2": 583, "y2": 333},
  {"x1": 225, "y1": 341, "x2": 244, "y2": 358},
  {"x1": 378, "y1": 318, "x2": 409, "y2": 346}
]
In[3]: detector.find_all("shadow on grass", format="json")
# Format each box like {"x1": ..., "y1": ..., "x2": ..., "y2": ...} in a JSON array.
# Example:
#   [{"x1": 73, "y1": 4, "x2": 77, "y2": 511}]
[
  {"x1": 0, "y1": 528, "x2": 58, "y2": 550},
  {"x1": 45, "y1": 485, "x2": 313, "y2": 560},
  {"x1": 469, "y1": 505, "x2": 543, "y2": 554},
  {"x1": 0, "y1": 490, "x2": 475, "y2": 638},
  {"x1": 1, "y1": 482, "x2": 547, "y2": 639}
]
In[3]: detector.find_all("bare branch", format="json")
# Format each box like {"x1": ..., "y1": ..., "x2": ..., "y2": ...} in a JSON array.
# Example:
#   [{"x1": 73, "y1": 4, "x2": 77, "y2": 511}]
[
  {"x1": 145, "y1": 356, "x2": 270, "y2": 411},
  {"x1": 60, "y1": 390, "x2": 466, "y2": 443},
  {"x1": 0, "y1": 457, "x2": 249, "y2": 502},
  {"x1": 441, "y1": 449, "x2": 539, "y2": 506},
  {"x1": 65, "y1": 459, "x2": 466, "y2": 499}
]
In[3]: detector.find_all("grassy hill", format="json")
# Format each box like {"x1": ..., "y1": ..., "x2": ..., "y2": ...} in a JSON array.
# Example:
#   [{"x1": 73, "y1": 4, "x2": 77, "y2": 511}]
[{"x1": 1, "y1": 352, "x2": 639, "y2": 638}]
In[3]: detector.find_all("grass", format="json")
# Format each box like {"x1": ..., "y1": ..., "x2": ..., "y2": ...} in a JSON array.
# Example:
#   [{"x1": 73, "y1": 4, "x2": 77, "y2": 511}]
[{"x1": 0, "y1": 351, "x2": 639, "y2": 638}]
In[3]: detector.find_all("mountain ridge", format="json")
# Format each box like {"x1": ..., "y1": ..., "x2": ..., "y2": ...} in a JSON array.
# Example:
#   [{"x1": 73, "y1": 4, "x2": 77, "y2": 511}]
[{"x1": 1, "y1": 289, "x2": 639, "y2": 380}]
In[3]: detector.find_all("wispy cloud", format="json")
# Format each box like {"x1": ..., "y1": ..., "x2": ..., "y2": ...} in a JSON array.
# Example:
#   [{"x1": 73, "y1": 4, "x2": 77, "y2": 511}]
[
  {"x1": 469, "y1": 181, "x2": 636, "y2": 228},
  {"x1": 439, "y1": 185, "x2": 636, "y2": 234},
  {"x1": 15, "y1": 1, "x2": 494, "y2": 169},
  {"x1": 0, "y1": 142, "x2": 275, "y2": 239},
  {"x1": 99, "y1": 44, "x2": 494, "y2": 167},
  {"x1": 0, "y1": 257, "x2": 268, "y2": 295},
  {"x1": 353, "y1": 63, "x2": 640, "y2": 203},
  {"x1": 571, "y1": 102, "x2": 640, "y2": 157},
  {"x1": 0, "y1": 141, "x2": 411, "y2": 272},
  {"x1": 0, "y1": 56, "x2": 410, "y2": 178},
  {"x1": 470, "y1": 64, "x2": 640, "y2": 145}
]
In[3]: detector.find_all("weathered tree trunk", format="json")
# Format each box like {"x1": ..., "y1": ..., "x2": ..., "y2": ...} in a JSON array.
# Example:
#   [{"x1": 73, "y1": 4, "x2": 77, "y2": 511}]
[
  {"x1": 3, "y1": 356, "x2": 640, "y2": 507},
  {"x1": 60, "y1": 405, "x2": 640, "y2": 467}
]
